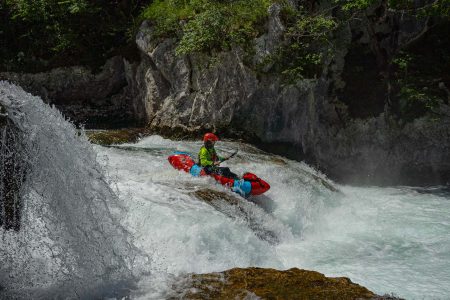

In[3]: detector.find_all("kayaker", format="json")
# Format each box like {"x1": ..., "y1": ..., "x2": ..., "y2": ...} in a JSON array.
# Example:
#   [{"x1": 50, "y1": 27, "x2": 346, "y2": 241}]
[{"x1": 198, "y1": 133, "x2": 239, "y2": 179}]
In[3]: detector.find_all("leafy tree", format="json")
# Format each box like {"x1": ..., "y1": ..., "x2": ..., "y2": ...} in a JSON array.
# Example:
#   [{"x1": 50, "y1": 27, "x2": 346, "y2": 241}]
[
  {"x1": 0, "y1": 0, "x2": 150, "y2": 72},
  {"x1": 141, "y1": 0, "x2": 272, "y2": 55},
  {"x1": 271, "y1": 5, "x2": 338, "y2": 81}
]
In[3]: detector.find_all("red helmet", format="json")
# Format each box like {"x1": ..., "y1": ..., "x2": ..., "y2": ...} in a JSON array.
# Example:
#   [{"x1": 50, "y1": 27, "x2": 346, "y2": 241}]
[{"x1": 203, "y1": 133, "x2": 219, "y2": 142}]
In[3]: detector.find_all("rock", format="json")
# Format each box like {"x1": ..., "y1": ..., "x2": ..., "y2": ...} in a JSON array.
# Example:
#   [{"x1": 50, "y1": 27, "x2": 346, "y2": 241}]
[
  {"x1": 86, "y1": 128, "x2": 152, "y2": 146},
  {"x1": 129, "y1": 1, "x2": 450, "y2": 185},
  {"x1": 253, "y1": 3, "x2": 285, "y2": 70},
  {"x1": 192, "y1": 189, "x2": 280, "y2": 244},
  {"x1": 170, "y1": 267, "x2": 382, "y2": 300},
  {"x1": 0, "y1": 56, "x2": 143, "y2": 128}
]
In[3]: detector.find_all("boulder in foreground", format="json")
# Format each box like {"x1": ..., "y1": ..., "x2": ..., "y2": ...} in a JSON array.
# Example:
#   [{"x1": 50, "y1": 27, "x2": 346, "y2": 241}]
[{"x1": 171, "y1": 267, "x2": 390, "y2": 300}]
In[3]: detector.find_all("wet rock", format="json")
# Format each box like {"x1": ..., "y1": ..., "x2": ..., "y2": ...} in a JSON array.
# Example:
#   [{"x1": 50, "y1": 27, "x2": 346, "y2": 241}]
[
  {"x1": 192, "y1": 189, "x2": 280, "y2": 244},
  {"x1": 0, "y1": 56, "x2": 143, "y2": 128},
  {"x1": 86, "y1": 128, "x2": 152, "y2": 146},
  {"x1": 171, "y1": 267, "x2": 380, "y2": 299}
]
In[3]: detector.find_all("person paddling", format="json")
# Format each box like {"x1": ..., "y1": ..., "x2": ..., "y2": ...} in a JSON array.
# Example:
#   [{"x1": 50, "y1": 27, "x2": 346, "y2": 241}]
[{"x1": 198, "y1": 133, "x2": 239, "y2": 179}]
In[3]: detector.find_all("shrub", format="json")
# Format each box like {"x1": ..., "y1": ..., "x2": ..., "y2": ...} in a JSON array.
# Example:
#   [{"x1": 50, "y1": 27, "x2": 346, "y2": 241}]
[
  {"x1": 260, "y1": 3, "x2": 337, "y2": 81},
  {"x1": 0, "y1": 0, "x2": 149, "y2": 72},
  {"x1": 141, "y1": 0, "x2": 272, "y2": 55}
]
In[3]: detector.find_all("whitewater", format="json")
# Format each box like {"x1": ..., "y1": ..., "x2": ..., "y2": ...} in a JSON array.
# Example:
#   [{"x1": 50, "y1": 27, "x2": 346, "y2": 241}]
[{"x1": 1, "y1": 82, "x2": 450, "y2": 299}]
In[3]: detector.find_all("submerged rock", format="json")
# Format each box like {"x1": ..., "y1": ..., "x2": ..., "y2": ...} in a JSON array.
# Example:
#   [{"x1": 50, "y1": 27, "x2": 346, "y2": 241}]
[
  {"x1": 171, "y1": 267, "x2": 379, "y2": 299},
  {"x1": 192, "y1": 189, "x2": 280, "y2": 244},
  {"x1": 86, "y1": 128, "x2": 151, "y2": 146}
]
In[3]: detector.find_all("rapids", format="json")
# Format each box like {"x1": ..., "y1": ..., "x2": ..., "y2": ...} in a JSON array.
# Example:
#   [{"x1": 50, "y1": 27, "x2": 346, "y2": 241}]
[
  {"x1": 1, "y1": 82, "x2": 450, "y2": 299},
  {"x1": 99, "y1": 136, "x2": 450, "y2": 299}
]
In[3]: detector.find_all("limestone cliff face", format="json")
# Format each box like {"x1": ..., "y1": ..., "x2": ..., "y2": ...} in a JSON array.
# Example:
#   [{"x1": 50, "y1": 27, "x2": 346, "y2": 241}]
[
  {"x1": 131, "y1": 3, "x2": 450, "y2": 185},
  {"x1": 0, "y1": 57, "x2": 143, "y2": 128}
]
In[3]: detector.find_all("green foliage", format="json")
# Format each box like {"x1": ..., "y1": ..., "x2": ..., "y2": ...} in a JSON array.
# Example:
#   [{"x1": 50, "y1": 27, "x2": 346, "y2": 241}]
[
  {"x1": 141, "y1": 0, "x2": 198, "y2": 37},
  {"x1": 176, "y1": 4, "x2": 227, "y2": 55},
  {"x1": 337, "y1": 0, "x2": 450, "y2": 17},
  {"x1": 142, "y1": 0, "x2": 272, "y2": 55},
  {"x1": 418, "y1": 0, "x2": 450, "y2": 17},
  {"x1": 338, "y1": 0, "x2": 377, "y2": 11},
  {"x1": 334, "y1": 0, "x2": 449, "y2": 121},
  {"x1": 142, "y1": 0, "x2": 336, "y2": 80},
  {"x1": 397, "y1": 85, "x2": 440, "y2": 120},
  {"x1": 5, "y1": 0, "x2": 95, "y2": 53},
  {"x1": 0, "y1": 0, "x2": 148, "y2": 72},
  {"x1": 6, "y1": 0, "x2": 91, "y2": 21},
  {"x1": 392, "y1": 52, "x2": 412, "y2": 79},
  {"x1": 265, "y1": 4, "x2": 338, "y2": 81},
  {"x1": 392, "y1": 50, "x2": 445, "y2": 120}
]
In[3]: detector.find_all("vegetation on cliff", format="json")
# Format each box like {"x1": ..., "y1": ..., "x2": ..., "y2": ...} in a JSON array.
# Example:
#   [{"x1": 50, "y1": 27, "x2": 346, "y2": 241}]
[
  {"x1": 336, "y1": 0, "x2": 450, "y2": 120},
  {"x1": 141, "y1": 0, "x2": 338, "y2": 79},
  {"x1": 0, "y1": 0, "x2": 150, "y2": 72},
  {"x1": 140, "y1": 0, "x2": 449, "y2": 106},
  {"x1": 1, "y1": 0, "x2": 449, "y2": 120},
  {"x1": 141, "y1": 0, "x2": 273, "y2": 55}
]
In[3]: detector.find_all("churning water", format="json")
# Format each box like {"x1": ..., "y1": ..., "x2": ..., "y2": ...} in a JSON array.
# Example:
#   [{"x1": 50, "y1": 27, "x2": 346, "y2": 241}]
[{"x1": 1, "y1": 82, "x2": 450, "y2": 299}]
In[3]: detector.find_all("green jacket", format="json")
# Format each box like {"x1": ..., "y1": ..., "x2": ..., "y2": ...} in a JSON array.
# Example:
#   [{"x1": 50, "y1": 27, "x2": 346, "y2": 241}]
[{"x1": 198, "y1": 146, "x2": 223, "y2": 167}]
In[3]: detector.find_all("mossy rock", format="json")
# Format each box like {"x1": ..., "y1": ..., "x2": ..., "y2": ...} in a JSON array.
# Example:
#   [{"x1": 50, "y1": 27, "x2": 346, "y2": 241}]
[
  {"x1": 175, "y1": 267, "x2": 378, "y2": 300},
  {"x1": 86, "y1": 128, "x2": 152, "y2": 146}
]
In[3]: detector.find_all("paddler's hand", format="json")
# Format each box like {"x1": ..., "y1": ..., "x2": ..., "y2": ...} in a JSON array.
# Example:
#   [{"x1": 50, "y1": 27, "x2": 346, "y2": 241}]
[{"x1": 213, "y1": 161, "x2": 221, "y2": 166}]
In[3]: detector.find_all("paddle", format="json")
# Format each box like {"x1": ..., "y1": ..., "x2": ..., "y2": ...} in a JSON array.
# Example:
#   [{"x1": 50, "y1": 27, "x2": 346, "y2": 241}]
[{"x1": 216, "y1": 149, "x2": 238, "y2": 165}]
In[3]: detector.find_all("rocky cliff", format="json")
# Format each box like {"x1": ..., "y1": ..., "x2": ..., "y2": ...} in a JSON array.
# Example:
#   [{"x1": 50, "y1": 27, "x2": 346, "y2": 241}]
[
  {"x1": 0, "y1": 56, "x2": 144, "y2": 128},
  {"x1": 2, "y1": 1, "x2": 449, "y2": 185},
  {"x1": 130, "y1": 2, "x2": 450, "y2": 185}
]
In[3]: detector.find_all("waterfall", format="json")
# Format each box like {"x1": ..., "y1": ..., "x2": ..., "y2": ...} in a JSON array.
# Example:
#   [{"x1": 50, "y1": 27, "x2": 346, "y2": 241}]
[{"x1": 0, "y1": 82, "x2": 147, "y2": 299}]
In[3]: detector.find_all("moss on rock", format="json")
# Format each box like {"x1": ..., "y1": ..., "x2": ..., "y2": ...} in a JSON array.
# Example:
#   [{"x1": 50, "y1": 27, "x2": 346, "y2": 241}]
[
  {"x1": 176, "y1": 267, "x2": 377, "y2": 300},
  {"x1": 86, "y1": 128, "x2": 152, "y2": 146}
]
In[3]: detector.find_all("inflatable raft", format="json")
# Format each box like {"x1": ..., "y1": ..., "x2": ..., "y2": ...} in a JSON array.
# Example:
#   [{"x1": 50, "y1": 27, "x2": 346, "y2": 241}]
[{"x1": 168, "y1": 152, "x2": 270, "y2": 197}]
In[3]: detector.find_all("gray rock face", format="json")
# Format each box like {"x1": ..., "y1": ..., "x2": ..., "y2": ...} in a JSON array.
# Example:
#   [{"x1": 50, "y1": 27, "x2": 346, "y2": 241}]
[
  {"x1": 253, "y1": 3, "x2": 285, "y2": 69},
  {"x1": 130, "y1": 3, "x2": 450, "y2": 185},
  {"x1": 0, "y1": 56, "x2": 143, "y2": 128}
]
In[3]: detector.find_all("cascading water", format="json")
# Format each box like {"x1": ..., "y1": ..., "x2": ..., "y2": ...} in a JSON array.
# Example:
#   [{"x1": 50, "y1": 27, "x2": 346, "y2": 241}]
[
  {"x1": 1, "y1": 82, "x2": 450, "y2": 299},
  {"x1": 98, "y1": 138, "x2": 450, "y2": 299},
  {"x1": 0, "y1": 82, "x2": 147, "y2": 299}
]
